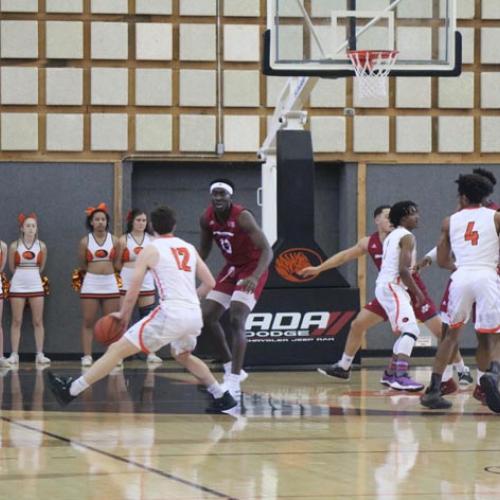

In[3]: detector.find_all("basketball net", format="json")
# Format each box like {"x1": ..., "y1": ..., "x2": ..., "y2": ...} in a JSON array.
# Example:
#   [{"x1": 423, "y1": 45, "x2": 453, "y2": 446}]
[{"x1": 347, "y1": 50, "x2": 399, "y2": 99}]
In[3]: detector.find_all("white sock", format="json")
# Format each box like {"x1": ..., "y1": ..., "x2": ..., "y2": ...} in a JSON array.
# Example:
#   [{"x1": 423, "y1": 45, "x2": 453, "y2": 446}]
[
  {"x1": 226, "y1": 373, "x2": 240, "y2": 390},
  {"x1": 477, "y1": 369, "x2": 485, "y2": 383},
  {"x1": 338, "y1": 353, "x2": 354, "y2": 370},
  {"x1": 223, "y1": 361, "x2": 232, "y2": 375},
  {"x1": 443, "y1": 365, "x2": 454, "y2": 382},
  {"x1": 454, "y1": 360, "x2": 466, "y2": 373},
  {"x1": 69, "y1": 376, "x2": 90, "y2": 396},
  {"x1": 207, "y1": 382, "x2": 224, "y2": 399}
]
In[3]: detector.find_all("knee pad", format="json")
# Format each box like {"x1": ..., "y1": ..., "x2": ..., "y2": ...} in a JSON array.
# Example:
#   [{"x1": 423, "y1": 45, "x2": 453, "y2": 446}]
[
  {"x1": 139, "y1": 304, "x2": 156, "y2": 319},
  {"x1": 395, "y1": 332, "x2": 419, "y2": 357}
]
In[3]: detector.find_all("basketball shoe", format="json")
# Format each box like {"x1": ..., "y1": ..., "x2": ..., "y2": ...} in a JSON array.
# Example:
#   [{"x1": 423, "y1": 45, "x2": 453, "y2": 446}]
[
  {"x1": 457, "y1": 367, "x2": 473, "y2": 387},
  {"x1": 390, "y1": 374, "x2": 424, "y2": 392},
  {"x1": 420, "y1": 388, "x2": 453, "y2": 410},
  {"x1": 205, "y1": 391, "x2": 238, "y2": 414},
  {"x1": 36, "y1": 353, "x2": 51, "y2": 365},
  {"x1": 440, "y1": 378, "x2": 458, "y2": 396},
  {"x1": 473, "y1": 384, "x2": 486, "y2": 405},
  {"x1": 46, "y1": 372, "x2": 76, "y2": 406},
  {"x1": 380, "y1": 370, "x2": 395, "y2": 387},
  {"x1": 480, "y1": 371, "x2": 500, "y2": 413},
  {"x1": 317, "y1": 363, "x2": 351, "y2": 380}
]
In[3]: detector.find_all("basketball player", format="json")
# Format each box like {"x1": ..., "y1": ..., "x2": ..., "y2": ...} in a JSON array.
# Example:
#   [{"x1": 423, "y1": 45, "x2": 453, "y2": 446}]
[
  {"x1": 47, "y1": 206, "x2": 237, "y2": 414},
  {"x1": 0, "y1": 238, "x2": 9, "y2": 367},
  {"x1": 78, "y1": 203, "x2": 121, "y2": 367},
  {"x1": 421, "y1": 174, "x2": 500, "y2": 411},
  {"x1": 118, "y1": 209, "x2": 161, "y2": 364},
  {"x1": 200, "y1": 179, "x2": 272, "y2": 398},
  {"x1": 300, "y1": 205, "x2": 464, "y2": 393},
  {"x1": 373, "y1": 201, "x2": 425, "y2": 391},
  {"x1": 7, "y1": 213, "x2": 50, "y2": 366}
]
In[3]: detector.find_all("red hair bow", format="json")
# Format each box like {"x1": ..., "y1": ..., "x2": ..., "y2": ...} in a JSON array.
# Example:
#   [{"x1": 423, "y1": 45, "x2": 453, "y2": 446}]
[
  {"x1": 126, "y1": 210, "x2": 133, "y2": 222},
  {"x1": 85, "y1": 202, "x2": 108, "y2": 217},
  {"x1": 18, "y1": 212, "x2": 37, "y2": 226}
]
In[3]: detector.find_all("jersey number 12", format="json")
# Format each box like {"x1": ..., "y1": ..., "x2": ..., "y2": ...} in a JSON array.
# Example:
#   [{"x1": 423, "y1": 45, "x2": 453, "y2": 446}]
[{"x1": 171, "y1": 247, "x2": 192, "y2": 271}]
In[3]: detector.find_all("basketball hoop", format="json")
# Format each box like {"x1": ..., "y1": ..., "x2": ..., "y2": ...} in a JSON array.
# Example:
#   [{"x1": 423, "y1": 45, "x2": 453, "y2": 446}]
[{"x1": 347, "y1": 50, "x2": 399, "y2": 99}]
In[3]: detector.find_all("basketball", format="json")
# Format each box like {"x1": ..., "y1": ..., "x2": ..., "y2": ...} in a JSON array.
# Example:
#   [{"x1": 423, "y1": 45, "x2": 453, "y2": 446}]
[{"x1": 94, "y1": 314, "x2": 124, "y2": 346}]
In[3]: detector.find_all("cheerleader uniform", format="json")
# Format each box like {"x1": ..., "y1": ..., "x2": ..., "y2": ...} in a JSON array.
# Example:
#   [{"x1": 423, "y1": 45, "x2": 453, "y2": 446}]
[
  {"x1": 9, "y1": 240, "x2": 44, "y2": 298},
  {"x1": 120, "y1": 233, "x2": 156, "y2": 297},
  {"x1": 80, "y1": 233, "x2": 120, "y2": 299}
]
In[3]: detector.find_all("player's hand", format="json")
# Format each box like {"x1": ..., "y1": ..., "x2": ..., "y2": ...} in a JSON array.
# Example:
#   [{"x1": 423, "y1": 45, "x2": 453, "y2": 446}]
[
  {"x1": 298, "y1": 266, "x2": 320, "y2": 278},
  {"x1": 413, "y1": 256, "x2": 432, "y2": 273},
  {"x1": 110, "y1": 311, "x2": 129, "y2": 330},
  {"x1": 237, "y1": 276, "x2": 258, "y2": 293}
]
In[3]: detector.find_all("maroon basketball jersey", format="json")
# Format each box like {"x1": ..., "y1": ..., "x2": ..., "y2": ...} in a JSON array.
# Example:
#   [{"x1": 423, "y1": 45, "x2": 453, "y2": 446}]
[
  {"x1": 367, "y1": 232, "x2": 383, "y2": 271},
  {"x1": 204, "y1": 203, "x2": 261, "y2": 266}
]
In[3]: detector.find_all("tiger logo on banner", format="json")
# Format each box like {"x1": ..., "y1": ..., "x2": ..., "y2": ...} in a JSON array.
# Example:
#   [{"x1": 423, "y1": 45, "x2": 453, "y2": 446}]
[{"x1": 274, "y1": 248, "x2": 322, "y2": 283}]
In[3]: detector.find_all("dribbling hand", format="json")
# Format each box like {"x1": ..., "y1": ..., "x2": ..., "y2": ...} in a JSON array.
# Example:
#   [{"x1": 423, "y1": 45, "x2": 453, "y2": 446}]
[{"x1": 110, "y1": 311, "x2": 128, "y2": 331}]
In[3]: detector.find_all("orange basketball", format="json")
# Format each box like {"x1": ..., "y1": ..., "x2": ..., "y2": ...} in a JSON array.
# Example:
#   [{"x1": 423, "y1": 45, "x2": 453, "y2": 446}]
[{"x1": 94, "y1": 314, "x2": 124, "y2": 346}]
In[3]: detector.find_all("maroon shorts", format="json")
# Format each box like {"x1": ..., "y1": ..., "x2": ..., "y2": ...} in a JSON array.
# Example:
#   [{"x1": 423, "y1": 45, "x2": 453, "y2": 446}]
[
  {"x1": 213, "y1": 262, "x2": 268, "y2": 301},
  {"x1": 365, "y1": 273, "x2": 437, "y2": 323}
]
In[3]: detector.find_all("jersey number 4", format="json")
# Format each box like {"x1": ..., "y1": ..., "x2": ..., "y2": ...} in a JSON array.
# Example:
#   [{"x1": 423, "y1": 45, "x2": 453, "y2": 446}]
[
  {"x1": 171, "y1": 247, "x2": 192, "y2": 271},
  {"x1": 464, "y1": 221, "x2": 479, "y2": 246}
]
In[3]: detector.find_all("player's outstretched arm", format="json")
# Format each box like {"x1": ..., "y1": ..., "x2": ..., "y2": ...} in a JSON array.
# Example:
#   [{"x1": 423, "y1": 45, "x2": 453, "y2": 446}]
[
  {"x1": 236, "y1": 211, "x2": 273, "y2": 293},
  {"x1": 436, "y1": 217, "x2": 455, "y2": 271},
  {"x1": 198, "y1": 215, "x2": 213, "y2": 261},
  {"x1": 399, "y1": 235, "x2": 425, "y2": 306},
  {"x1": 195, "y1": 251, "x2": 216, "y2": 299},
  {"x1": 298, "y1": 237, "x2": 369, "y2": 278}
]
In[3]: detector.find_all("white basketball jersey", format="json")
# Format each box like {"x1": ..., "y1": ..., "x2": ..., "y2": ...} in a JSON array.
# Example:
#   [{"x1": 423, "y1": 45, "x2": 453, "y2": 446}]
[
  {"x1": 449, "y1": 206, "x2": 499, "y2": 270},
  {"x1": 376, "y1": 227, "x2": 416, "y2": 286},
  {"x1": 149, "y1": 236, "x2": 200, "y2": 309}
]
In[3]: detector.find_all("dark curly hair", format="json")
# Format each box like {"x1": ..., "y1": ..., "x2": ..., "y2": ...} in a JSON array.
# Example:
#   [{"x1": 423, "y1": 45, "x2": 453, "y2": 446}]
[
  {"x1": 473, "y1": 168, "x2": 496, "y2": 196},
  {"x1": 456, "y1": 174, "x2": 494, "y2": 204},
  {"x1": 389, "y1": 201, "x2": 418, "y2": 227}
]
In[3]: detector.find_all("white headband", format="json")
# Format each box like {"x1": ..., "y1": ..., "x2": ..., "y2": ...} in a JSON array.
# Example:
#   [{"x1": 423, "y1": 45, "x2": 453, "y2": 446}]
[{"x1": 210, "y1": 182, "x2": 233, "y2": 195}]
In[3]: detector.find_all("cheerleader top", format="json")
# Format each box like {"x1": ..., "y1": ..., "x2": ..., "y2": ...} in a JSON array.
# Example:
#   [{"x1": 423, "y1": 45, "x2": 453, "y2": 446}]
[
  {"x1": 86, "y1": 232, "x2": 116, "y2": 262},
  {"x1": 14, "y1": 239, "x2": 43, "y2": 268},
  {"x1": 121, "y1": 233, "x2": 153, "y2": 263}
]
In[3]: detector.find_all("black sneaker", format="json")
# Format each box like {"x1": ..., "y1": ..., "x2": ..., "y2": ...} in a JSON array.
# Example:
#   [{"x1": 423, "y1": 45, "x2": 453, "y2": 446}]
[
  {"x1": 317, "y1": 363, "x2": 351, "y2": 380},
  {"x1": 46, "y1": 371, "x2": 76, "y2": 406},
  {"x1": 206, "y1": 391, "x2": 237, "y2": 414},
  {"x1": 457, "y1": 367, "x2": 474, "y2": 386},
  {"x1": 420, "y1": 388, "x2": 453, "y2": 410},
  {"x1": 480, "y1": 372, "x2": 500, "y2": 414}
]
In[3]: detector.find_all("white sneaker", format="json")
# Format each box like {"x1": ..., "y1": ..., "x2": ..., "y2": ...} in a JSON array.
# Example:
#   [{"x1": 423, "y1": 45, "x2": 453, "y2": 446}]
[
  {"x1": 81, "y1": 355, "x2": 93, "y2": 367},
  {"x1": 0, "y1": 357, "x2": 10, "y2": 368},
  {"x1": 147, "y1": 353, "x2": 163, "y2": 364},
  {"x1": 36, "y1": 353, "x2": 51, "y2": 365},
  {"x1": 223, "y1": 369, "x2": 248, "y2": 383},
  {"x1": 7, "y1": 353, "x2": 19, "y2": 366}
]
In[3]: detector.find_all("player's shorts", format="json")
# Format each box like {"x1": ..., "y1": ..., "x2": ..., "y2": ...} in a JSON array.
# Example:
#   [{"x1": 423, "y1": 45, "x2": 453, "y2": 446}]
[
  {"x1": 446, "y1": 267, "x2": 500, "y2": 333},
  {"x1": 124, "y1": 304, "x2": 203, "y2": 355},
  {"x1": 9, "y1": 268, "x2": 44, "y2": 298},
  {"x1": 365, "y1": 273, "x2": 437, "y2": 323},
  {"x1": 80, "y1": 272, "x2": 121, "y2": 299},
  {"x1": 375, "y1": 281, "x2": 420, "y2": 337},
  {"x1": 120, "y1": 266, "x2": 156, "y2": 297},
  {"x1": 206, "y1": 261, "x2": 268, "y2": 311}
]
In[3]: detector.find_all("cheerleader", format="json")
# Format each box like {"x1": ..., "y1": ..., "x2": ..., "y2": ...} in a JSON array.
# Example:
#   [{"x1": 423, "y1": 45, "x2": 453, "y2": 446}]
[
  {"x1": 79, "y1": 203, "x2": 120, "y2": 366},
  {"x1": 118, "y1": 209, "x2": 160, "y2": 364},
  {"x1": 0, "y1": 238, "x2": 9, "y2": 367},
  {"x1": 7, "y1": 213, "x2": 50, "y2": 366}
]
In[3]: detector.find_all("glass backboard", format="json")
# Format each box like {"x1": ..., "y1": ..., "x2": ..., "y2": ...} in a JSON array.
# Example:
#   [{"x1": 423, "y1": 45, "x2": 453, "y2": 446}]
[{"x1": 264, "y1": 0, "x2": 461, "y2": 77}]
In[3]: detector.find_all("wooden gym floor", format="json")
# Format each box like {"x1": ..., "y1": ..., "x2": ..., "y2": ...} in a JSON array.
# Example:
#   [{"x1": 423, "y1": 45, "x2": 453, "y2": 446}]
[{"x1": 0, "y1": 360, "x2": 499, "y2": 499}]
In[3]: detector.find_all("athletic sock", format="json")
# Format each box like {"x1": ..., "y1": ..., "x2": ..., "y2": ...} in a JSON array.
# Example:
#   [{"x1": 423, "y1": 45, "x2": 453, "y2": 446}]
[
  {"x1": 443, "y1": 364, "x2": 454, "y2": 382},
  {"x1": 70, "y1": 376, "x2": 90, "y2": 396},
  {"x1": 477, "y1": 369, "x2": 485, "y2": 382},
  {"x1": 429, "y1": 372, "x2": 443, "y2": 392},
  {"x1": 454, "y1": 360, "x2": 466, "y2": 373},
  {"x1": 223, "y1": 361, "x2": 232, "y2": 375},
  {"x1": 338, "y1": 353, "x2": 354, "y2": 370},
  {"x1": 394, "y1": 359, "x2": 409, "y2": 377},
  {"x1": 207, "y1": 382, "x2": 224, "y2": 399},
  {"x1": 226, "y1": 373, "x2": 240, "y2": 392}
]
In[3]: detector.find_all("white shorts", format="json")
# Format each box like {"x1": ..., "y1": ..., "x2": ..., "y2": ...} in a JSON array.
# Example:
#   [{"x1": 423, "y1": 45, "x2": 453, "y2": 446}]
[
  {"x1": 9, "y1": 268, "x2": 43, "y2": 297},
  {"x1": 120, "y1": 266, "x2": 155, "y2": 296},
  {"x1": 206, "y1": 290, "x2": 257, "y2": 311},
  {"x1": 124, "y1": 304, "x2": 203, "y2": 355},
  {"x1": 447, "y1": 267, "x2": 500, "y2": 333},
  {"x1": 375, "y1": 281, "x2": 420, "y2": 337},
  {"x1": 80, "y1": 272, "x2": 120, "y2": 299}
]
